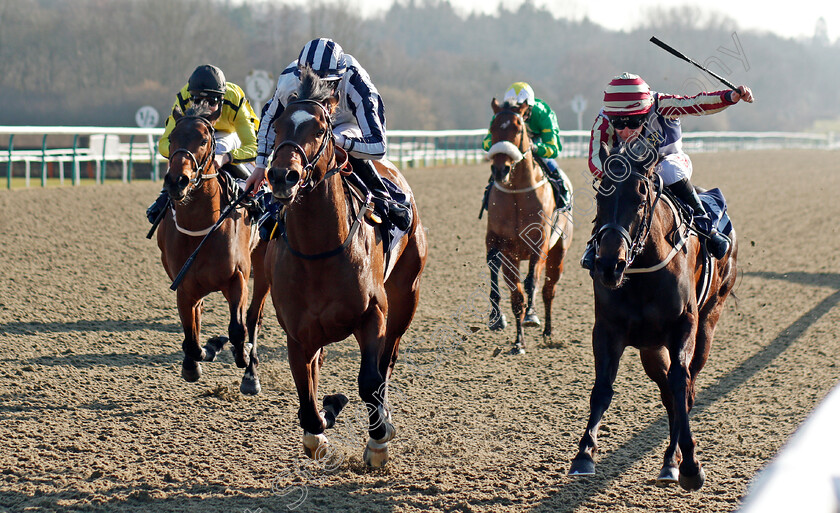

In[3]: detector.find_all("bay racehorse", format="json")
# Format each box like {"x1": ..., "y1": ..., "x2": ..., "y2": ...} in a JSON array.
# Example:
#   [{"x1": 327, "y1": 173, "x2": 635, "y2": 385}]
[
  {"x1": 485, "y1": 98, "x2": 573, "y2": 354},
  {"x1": 568, "y1": 145, "x2": 737, "y2": 490},
  {"x1": 264, "y1": 68, "x2": 427, "y2": 467},
  {"x1": 157, "y1": 105, "x2": 270, "y2": 395}
]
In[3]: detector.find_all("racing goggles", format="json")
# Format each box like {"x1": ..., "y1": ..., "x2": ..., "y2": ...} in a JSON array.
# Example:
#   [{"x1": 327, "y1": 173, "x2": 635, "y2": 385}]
[{"x1": 610, "y1": 115, "x2": 646, "y2": 130}]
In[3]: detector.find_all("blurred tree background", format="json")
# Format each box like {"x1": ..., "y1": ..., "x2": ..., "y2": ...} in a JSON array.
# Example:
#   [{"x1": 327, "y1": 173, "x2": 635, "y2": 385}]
[{"x1": 1, "y1": 0, "x2": 838, "y2": 131}]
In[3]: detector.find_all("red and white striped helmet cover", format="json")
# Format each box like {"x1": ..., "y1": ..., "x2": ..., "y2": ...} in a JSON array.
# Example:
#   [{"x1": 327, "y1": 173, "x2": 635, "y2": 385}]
[{"x1": 603, "y1": 72, "x2": 653, "y2": 116}]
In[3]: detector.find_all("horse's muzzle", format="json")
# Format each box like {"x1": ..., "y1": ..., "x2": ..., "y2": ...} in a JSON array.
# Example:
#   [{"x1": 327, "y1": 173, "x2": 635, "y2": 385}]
[
  {"x1": 594, "y1": 256, "x2": 627, "y2": 289},
  {"x1": 491, "y1": 163, "x2": 511, "y2": 183},
  {"x1": 267, "y1": 167, "x2": 300, "y2": 203},
  {"x1": 163, "y1": 173, "x2": 190, "y2": 202}
]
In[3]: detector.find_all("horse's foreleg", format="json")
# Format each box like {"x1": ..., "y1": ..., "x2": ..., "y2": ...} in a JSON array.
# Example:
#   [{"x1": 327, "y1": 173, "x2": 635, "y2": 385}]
[
  {"x1": 502, "y1": 257, "x2": 526, "y2": 354},
  {"x1": 570, "y1": 323, "x2": 624, "y2": 476},
  {"x1": 288, "y1": 340, "x2": 330, "y2": 460},
  {"x1": 223, "y1": 270, "x2": 250, "y2": 370},
  {"x1": 486, "y1": 247, "x2": 507, "y2": 331},
  {"x1": 177, "y1": 293, "x2": 206, "y2": 382},
  {"x1": 640, "y1": 346, "x2": 681, "y2": 483},
  {"x1": 522, "y1": 258, "x2": 541, "y2": 328},
  {"x1": 241, "y1": 251, "x2": 270, "y2": 396},
  {"x1": 355, "y1": 306, "x2": 394, "y2": 468},
  {"x1": 668, "y1": 321, "x2": 705, "y2": 491}
]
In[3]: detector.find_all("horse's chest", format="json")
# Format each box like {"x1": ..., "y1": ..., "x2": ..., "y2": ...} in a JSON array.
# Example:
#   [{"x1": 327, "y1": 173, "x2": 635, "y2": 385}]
[
  {"x1": 273, "y1": 261, "x2": 376, "y2": 342},
  {"x1": 596, "y1": 282, "x2": 690, "y2": 338}
]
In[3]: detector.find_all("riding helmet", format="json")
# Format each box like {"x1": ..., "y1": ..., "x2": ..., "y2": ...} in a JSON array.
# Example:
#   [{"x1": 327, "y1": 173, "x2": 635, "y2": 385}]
[
  {"x1": 503, "y1": 82, "x2": 535, "y2": 107},
  {"x1": 603, "y1": 72, "x2": 653, "y2": 116},
  {"x1": 188, "y1": 64, "x2": 227, "y2": 96},
  {"x1": 297, "y1": 38, "x2": 346, "y2": 81}
]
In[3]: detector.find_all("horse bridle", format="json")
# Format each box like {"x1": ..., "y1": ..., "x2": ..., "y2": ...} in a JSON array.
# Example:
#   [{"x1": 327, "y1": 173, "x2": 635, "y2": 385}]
[
  {"x1": 168, "y1": 115, "x2": 218, "y2": 187},
  {"x1": 595, "y1": 170, "x2": 664, "y2": 266},
  {"x1": 491, "y1": 109, "x2": 531, "y2": 157},
  {"x1": 273, "y1": 99, "x2": 345, "y2": 191}
]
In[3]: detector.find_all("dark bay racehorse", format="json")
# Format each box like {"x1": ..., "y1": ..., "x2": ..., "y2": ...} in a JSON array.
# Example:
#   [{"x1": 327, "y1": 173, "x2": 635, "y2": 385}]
[
  {"x1": 265, "y1": 68, "x2": 427, "y2": 467},
  {"x1": 568, "y1": 145, "x2": 738, "y2": 490},
  {"x1": 157, "y1": 105, "x2": 269, "y2": 395},
  {"x1": 485, "y1": 98, "x2": 573, "y2": 354}
]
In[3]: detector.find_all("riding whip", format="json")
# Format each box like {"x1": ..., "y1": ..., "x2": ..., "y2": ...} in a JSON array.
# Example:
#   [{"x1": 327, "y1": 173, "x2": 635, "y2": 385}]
[
  {"x1": 649, "y1": 36, "x2": 739, "y2": 92},
  {"x1": 145, "y1": 197, "x2": 170, "y2": 239},
  {"x1": 170, "y1": 184, "x2": 255, "y2": 291}
]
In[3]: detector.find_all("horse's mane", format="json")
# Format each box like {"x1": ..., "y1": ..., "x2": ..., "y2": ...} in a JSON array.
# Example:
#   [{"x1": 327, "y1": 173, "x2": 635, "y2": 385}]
[
  {"x1": 184, "y1": 103, "x2": 214, "y2": 120},
  {"x1": 293, "y1": 66, "x2": 336, "y2": 104}
]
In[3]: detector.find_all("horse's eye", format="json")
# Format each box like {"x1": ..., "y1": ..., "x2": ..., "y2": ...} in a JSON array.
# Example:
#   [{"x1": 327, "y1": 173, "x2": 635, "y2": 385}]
[{"x1": 317, "y1": 128, "x2": 326, "y2": 136}]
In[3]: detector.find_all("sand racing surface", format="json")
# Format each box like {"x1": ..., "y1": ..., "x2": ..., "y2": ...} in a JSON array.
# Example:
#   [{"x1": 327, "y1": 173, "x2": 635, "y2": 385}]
[{"x1": 1, "y1": 149, "x2": 839, "y2": 512}]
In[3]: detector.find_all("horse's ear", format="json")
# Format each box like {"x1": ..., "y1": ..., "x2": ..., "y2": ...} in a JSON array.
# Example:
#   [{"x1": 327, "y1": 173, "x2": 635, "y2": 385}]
[
  {"x1": 516, "y1": 102, "x2": 530, "y2": 117},
  {"x1": 173, "y1": 107, "x2": 183, "y2": 121},
  {"x1": 324, "y1": 94, "x2": 339, "y2": 116},
  {"x1": 491, "y1": 98, "x2": 501, "y2": 114}
]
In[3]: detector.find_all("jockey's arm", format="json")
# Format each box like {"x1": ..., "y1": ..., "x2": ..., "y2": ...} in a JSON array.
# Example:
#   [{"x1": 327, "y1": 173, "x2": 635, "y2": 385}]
[
  {"x1": 587, "y1": 113, "x2": 612, "y2": 179},
  {"x1": 336, "y1": 71, "x2": 387, "y2": 160},
  {"x1": 529, "y1": 101, "x2": 561, "y2": 158},
  {"x1": 225, "y1": 85, "x2": 260, "y2": 166}
]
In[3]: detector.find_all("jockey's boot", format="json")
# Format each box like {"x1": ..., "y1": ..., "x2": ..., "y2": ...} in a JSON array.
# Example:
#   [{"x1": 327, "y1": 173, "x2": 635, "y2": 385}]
[
  {"x1": 668, "y1": 178, "x2": 731, "y2": 259},
  {"x1": 146, "y1": 190, "x2": 168, "y2": 224},
  {"x1": 222, "y1": 162, "x2": 252, "y2": 180},
  {"x1": 540, "y1": 157, "x2": 571, "y2": 210},
  {"x1": 580, "y1": 236, "x2": 596, "y2": 271},
  {"x1": 257, "y1": 191, "x2": 279, "y2": 241},
  {"x1": 350, "y1": 157, "x2": 412, "y2": 231}
]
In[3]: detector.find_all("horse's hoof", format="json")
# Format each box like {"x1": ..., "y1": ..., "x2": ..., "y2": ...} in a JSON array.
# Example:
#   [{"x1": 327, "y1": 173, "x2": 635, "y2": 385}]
[
  {"x1": 678, "y1": 466, "x2": 705, "y2": 491},
  {"x1": 322, "y1": 394, "x2": 349, "y2": 428},
  {"x1": 509, "y1": 344, "x2": 525, "y2": 355},
  {"x1": 489, "y1": 314, "x2": 507, "y2": 331},
  {"x1": 240, "y1": 374, "x2": 261, "y2": 396},
  {"x1": 181, "y1": 362, "x2": 202, "y2": 382},
  {"x1": 302, "y1": 432, "x2": 329, "y2": 460},
  {"x1": 523, "y1": 312, "x2": 541, "y2": 327},
  {"x1": 203, "y1": 336, "x2": 228, "y2": 361},
  {"x1": 656, "y1": 465, "x2": 679, "y2": 484},
  {"x1": 363, "y1": 444, "x2": 389, "y2": 468},
  {"x1": 363, "y1": 426, "x2": 395, "y2": 469},
  {"x1": 569, "y1": 457, "x2": 596, "y2": 476}
]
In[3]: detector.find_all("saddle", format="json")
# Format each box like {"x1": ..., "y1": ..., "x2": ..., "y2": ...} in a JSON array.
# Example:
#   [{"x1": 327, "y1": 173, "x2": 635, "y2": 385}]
[
  {"x1": 658, "y1": 188, "x2": 731, "y2": 307},
  {"x1": 219, "y1": 165, "x2": 263, "y2": 219}
]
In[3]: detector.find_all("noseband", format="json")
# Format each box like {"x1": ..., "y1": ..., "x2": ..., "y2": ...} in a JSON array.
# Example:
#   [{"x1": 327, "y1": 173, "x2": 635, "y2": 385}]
[
  {"x1": 168, "y1": 115, "x2": 218, "y2": 187},
  {"x1": 595, "y1": 171, "x2": 663, "y2": 266},
  {"x1": 274, "y1": 99, "x2": 335, "y2": 190}
]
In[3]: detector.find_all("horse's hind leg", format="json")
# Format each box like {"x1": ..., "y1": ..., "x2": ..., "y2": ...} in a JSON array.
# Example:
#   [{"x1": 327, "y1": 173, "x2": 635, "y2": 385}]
[
  {"x1": 241, "y1": 244, "x2": 270, "y2": 396},
  {"x1": 640, "y1": 346, "x2": 681, "y2": 483},
  {"x1": 177, "y1": 293, "x2": 206, "y2": 382},
  {"x1": 541, "y1": 244, "x2": 565, "y2": 342}
]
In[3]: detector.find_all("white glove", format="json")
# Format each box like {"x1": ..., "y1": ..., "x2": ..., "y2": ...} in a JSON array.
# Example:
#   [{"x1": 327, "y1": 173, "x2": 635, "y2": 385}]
[
  {"x1": 214, "y1": 153, "x2": 230, "y2": 167},
  {"x1": 333, "y1": 133, "x2": 347, "y2": 149}
]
